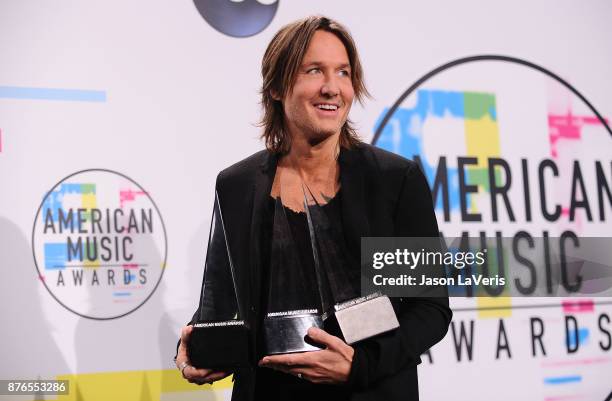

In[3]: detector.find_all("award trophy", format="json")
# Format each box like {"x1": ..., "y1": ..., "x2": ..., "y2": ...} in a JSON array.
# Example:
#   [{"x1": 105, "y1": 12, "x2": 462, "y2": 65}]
[
  {"x1": 303, "y1": 185, "x2": 400, "y2": 345},
  {"x1": 188, "y1": 191, "x2": 250, "y2": 368},
  {"x1": 263, "y1": 177, "x2": 326, "y2": 355}
]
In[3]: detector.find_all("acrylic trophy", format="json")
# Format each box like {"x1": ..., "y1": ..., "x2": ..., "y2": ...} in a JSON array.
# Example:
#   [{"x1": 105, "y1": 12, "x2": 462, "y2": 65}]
[
  {"x1": 263, "y1": 176, "x2": 326, "y2": 355},
  {"x1": 188, "y1": 191, "x2": 250, "y2": 368},
  {"x1": 303, "y1": 184, "x2": 400, "y2": 345}
]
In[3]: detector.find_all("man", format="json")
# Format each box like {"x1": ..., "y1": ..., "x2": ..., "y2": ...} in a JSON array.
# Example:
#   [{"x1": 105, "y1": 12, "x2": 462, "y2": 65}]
[{"x1": 176, "y1": 15, "x2": 452, "y2": 400}]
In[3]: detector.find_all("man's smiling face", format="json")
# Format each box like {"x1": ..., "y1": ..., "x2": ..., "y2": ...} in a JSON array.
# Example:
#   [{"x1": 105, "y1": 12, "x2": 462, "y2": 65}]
[{"x1": 281, "y1": 30, "x2": 355, "y2": 145}]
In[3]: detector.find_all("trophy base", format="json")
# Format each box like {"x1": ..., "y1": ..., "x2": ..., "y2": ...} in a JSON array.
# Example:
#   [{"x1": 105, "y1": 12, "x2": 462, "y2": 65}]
[
  {"x1": 264, "y1": 310, "x2": 324, "y2": 355},
  {"x1": 188, "y1": 320, "x2": 250, "y2": 369},
  {"x1": 324, "y1": 294, "x2": 399, "y2": 344}
]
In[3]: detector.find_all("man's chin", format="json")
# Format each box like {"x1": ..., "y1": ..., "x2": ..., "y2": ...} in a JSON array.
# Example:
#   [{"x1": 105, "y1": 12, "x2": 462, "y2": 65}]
[{"x1": 305, "y1": 129, "x2": 339, "y2": 146}]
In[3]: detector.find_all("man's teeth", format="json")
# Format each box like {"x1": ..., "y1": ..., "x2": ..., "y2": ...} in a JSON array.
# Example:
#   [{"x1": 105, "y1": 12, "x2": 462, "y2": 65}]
[{"x1": 317, "y1": 104, "x2": 338, "y2": 110}]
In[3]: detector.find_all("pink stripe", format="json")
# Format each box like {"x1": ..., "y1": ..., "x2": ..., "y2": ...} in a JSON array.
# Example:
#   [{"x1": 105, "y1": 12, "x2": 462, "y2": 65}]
[
  {"x1": 119, "y1": 189, "x2": 148, "y2": 208},
  {"x1": 562, "y1": 299, "x2": 594, "y2": 313},
  {"x1": 541, "y1": 356, "x2": 611, "y2": 368},
  {"x1": 547, "y1": 111, "x2": 607, "y2": 158}
]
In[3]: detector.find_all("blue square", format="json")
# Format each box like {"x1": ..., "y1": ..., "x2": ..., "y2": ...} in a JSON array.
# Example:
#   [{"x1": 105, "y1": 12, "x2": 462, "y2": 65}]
[{"x1": 44, "y1": 243, "x2": 67, "y2": 269}]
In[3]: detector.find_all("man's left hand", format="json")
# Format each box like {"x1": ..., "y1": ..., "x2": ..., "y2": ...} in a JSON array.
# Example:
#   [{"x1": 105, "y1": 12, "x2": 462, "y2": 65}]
[{"x1": 258, "y1": 327, "x2": 354, "y2": 384}]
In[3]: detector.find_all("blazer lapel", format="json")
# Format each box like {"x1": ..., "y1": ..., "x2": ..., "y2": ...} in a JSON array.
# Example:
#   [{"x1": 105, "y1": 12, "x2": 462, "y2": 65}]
[
  {"x1": 248, "y1": 151, "x2": 277, "y2": 317},
  {"x1": 339, "y1": 145, "x2": 370, "y2": 253}
]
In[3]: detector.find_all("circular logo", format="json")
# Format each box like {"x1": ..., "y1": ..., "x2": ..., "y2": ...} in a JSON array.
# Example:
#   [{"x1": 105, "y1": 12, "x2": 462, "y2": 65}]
[
  {"x1": 32, "y1": 169, "x2": 167, "y2": 320},
  {"x1": 373, "y1": 55, "x2": 611, "y2": 236},
  {"x1": 193, "y1": 0, "x2": 279, "y2": 38}
]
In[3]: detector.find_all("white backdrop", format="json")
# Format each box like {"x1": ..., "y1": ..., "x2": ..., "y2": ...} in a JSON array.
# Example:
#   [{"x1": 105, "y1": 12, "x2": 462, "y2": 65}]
[{"x1": 1, "y1": 1, "x2": 611, "y2": 400}]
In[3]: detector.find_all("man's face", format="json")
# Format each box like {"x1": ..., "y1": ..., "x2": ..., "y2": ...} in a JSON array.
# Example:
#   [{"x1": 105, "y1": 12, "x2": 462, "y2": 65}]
[{"x1": 282, "y1": 30, "x2": 355, "y2": 145}]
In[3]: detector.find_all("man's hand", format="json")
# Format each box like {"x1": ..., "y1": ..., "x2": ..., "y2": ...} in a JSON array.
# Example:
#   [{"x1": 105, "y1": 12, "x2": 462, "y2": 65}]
[
  {"x1": 258, "y1": 327, "x2": 354, "y2": 384},
  {"x1": 176, "y1": 325, "x2": 231, "y2": 385}
]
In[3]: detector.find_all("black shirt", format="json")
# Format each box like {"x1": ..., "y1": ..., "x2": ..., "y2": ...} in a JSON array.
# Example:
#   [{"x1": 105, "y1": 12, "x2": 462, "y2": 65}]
[{"x1": 254, "y1": 190, "x2": 353, "y2": 401}]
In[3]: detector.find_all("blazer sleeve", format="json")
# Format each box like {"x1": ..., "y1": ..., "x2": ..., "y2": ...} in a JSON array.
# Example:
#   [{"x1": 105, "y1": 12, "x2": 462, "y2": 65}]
[{"x1": 347, "y1": 162, "x2": 452, "y2": 390}]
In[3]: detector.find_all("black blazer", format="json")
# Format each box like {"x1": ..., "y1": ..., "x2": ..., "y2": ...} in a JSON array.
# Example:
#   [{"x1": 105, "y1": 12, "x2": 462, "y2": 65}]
[{"x1": 189, "y1": 143, "x2": 452, "y2": 401}]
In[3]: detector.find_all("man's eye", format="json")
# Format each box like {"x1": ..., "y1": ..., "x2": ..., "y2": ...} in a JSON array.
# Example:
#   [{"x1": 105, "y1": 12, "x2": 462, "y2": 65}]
[
  {"x1": 307, "y1": 68, "x2": 320, "y2": 74},
  {"x1": 338, "y1": 69, "x2": 350, "y2": 77}
]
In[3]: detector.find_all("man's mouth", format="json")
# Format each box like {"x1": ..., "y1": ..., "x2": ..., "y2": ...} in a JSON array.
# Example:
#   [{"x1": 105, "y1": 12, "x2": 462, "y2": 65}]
[{"x1": 314, "y1": 103, "x2": 339, "y2": 112}]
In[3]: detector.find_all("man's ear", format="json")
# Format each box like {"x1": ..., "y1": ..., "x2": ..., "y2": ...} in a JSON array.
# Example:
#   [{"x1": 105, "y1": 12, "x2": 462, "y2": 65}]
[{"x1": 270, "y1": 90, "x2": 282, "y2": 102}]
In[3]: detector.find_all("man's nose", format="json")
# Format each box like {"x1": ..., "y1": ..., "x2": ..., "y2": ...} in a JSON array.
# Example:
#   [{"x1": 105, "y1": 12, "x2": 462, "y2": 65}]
[{"x1": 320, "y1": 74, "x2": 339, "y2": 97}]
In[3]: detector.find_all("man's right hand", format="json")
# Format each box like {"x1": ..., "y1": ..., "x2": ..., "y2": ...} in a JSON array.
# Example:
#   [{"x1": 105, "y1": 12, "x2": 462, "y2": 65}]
[{"x1": 176, "y1": 325, "x2": 231, "y2": 385}]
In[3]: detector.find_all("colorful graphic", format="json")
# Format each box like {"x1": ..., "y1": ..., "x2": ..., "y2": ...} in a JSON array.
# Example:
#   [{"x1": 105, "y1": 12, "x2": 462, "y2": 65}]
[
  {"x1": 32, "y1": 170, "x2": 167, "y2": 320},
  {"x1": 372, "y1": 56, "x2": 612, "y2": 400},
  {"x1": 376, "y1": 90, "x2": 501, "y2": 214}
]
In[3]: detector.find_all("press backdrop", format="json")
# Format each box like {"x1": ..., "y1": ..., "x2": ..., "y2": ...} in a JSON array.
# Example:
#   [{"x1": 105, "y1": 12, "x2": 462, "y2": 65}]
[{"x1": 1, "y1": 1, "x2": 611, "y2": 400}]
